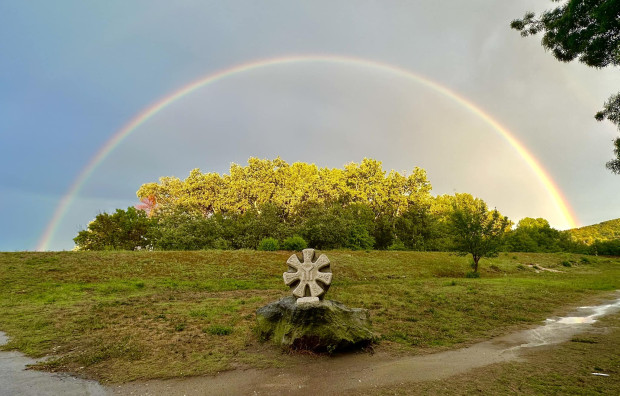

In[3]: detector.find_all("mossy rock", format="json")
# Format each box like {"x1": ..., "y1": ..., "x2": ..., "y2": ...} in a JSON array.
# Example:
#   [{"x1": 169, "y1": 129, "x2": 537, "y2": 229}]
[{"x1": 256, "y1": 296, "x2": 376, "y2": 352}]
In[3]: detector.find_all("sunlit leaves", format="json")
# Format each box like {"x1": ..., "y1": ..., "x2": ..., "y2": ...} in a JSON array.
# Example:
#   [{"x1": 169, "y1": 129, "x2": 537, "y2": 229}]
[{"x1": 136, "y1": 157, "x2": 433, "y2": 219}]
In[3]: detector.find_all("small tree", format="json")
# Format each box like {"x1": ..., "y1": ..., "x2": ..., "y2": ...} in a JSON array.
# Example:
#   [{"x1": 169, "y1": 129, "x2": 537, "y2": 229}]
[
  {"x1": 74, "y1": 207, "x2": 155, "y2": 251},
  {"x1": 282, "y1": 235, "x2": 307, "y2": 251},
  {"x1": 258, "y1": 237, "x2": 280, "y2": 251},
  {"x1": 448, "y1": 194, "x2": 511, "y2": 272}
]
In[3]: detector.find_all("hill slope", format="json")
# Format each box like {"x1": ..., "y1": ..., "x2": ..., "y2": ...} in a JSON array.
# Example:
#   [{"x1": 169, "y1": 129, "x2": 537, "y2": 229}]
[{"x1": 569, "y1": 218, "x2": 620, "y2": 245}]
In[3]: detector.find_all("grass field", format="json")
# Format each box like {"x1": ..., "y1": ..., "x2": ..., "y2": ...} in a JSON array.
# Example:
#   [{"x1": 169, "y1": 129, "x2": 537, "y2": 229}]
[{"x1": 0, "y1": 250, "x2": 618, "y2": 384}]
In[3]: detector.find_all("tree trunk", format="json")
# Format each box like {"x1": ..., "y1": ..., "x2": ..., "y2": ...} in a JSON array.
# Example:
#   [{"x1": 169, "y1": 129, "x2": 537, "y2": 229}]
[{"x1": 472, "y1": 255, "x2": 480, "y2": 272}]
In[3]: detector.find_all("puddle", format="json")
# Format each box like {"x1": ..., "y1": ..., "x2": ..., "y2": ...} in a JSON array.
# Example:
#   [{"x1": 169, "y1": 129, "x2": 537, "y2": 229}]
[
  {"x1": 0, "y1": 331, "x2": 107, "y2": 396},
  {"x1": 506, "y1": 297, "x2": 620, "y2": 350},
  {"x1": 558, "y1": 300, "x2": 620, "y2": 323}
]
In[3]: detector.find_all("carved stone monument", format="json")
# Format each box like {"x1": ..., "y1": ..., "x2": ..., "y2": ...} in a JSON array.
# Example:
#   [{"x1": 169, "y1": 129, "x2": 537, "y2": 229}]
[
  {"x1": 256, "y1": 249, "x2": 375, "y2": 352},
  {"x1": 283, "y1": 249, "x2": 332, "y2": 304}
]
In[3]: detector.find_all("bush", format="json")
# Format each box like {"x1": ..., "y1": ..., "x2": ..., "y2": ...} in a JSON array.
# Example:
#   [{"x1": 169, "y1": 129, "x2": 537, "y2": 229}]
[
  {"x1": 282, "y1": 236, "x2": 307, "y2": 251},
  {"x1": 465, "y1": 271, "x2": 480, "y2": 278},
  {"x1": 388, "y1": 240, "x2": 407, "y2": 251},
  {"x1": 213, "y1": 237, "x2": 232, "y2": 250},
  {"x1": 258, "y1": 237, "x2": 279, "y2": 251},
  {"x1": 346, "y1": 224, "x2": 376, "y2": 250}
]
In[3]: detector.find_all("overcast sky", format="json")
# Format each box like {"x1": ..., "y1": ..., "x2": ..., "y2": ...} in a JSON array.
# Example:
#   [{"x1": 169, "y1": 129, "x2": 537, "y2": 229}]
[{"x1": 1, "y1": 1, "x2": 618, "y2": 251}]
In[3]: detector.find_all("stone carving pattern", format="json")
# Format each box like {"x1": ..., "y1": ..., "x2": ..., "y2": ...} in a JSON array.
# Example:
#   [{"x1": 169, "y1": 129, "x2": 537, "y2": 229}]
[{"x1": 283, "y1": 249, "x2": 332, "y2": 299}]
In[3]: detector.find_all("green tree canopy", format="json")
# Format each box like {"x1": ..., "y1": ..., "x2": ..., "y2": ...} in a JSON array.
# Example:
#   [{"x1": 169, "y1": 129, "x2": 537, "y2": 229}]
[
  {"x1": 511, "y1": 0, "x2": 620, "y2": 173},
  {"x1": 75, "y1": 158, "x2": 526, "y2": 254},
  {"x1": 505, "y1": 217, "x2": 567, "y2": 252},
  {"x1": 448, "y1": 194, "x2": 512, "y2": 272},
  {"x1": 136, "y1": 157, "x2": 432, "y2": 218},
  {"x1": 73, "y1": 207, "x2": 155, "y2": 251}
]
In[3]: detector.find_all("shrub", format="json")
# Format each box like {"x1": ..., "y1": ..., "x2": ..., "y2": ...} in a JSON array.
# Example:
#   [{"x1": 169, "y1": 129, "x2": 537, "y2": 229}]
[
  {"x1": 561, "y1": 260, "x2": 572, "y2": 267},
  {"x1": 465, "y1": 271, "x2": 480, "y2": 278},
  {"x1": 388, "y1": 240, "x2": 407, "y2": 251},
  {"x1": 282, "y1": 235, "x2": 307, "y2": 251},
  {"x1": 213, "y1": 237, "x2": 232, "y2": 250},
  {"x1": 258, "y1": 237, "x2": 279, "y2": 251},
  {"x1": 346, "y1": 224, "x2": 375, "y2": 250}
]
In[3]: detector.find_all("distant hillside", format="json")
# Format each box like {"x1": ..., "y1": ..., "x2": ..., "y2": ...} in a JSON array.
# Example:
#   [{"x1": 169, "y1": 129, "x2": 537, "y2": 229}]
[{"x1": 569, "y1": 218, "x2": 620, "y2": 245}]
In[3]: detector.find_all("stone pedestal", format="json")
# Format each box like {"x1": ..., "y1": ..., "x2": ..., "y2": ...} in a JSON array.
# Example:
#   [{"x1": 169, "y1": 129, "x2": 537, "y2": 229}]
[{"x1": 256, "y1": 296, "x2": 375, "y2": 353}]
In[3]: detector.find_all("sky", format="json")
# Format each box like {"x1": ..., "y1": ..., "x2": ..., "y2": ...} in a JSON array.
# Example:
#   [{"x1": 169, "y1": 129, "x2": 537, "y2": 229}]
[{"x1": 0, "y1": 0, "x2": 618, "y2": 251}]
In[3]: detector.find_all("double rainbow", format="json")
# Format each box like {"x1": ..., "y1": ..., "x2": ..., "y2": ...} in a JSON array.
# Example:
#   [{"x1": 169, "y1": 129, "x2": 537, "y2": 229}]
[{"x1": 36, "y1": 54, "x2": 578, "y2": 251}]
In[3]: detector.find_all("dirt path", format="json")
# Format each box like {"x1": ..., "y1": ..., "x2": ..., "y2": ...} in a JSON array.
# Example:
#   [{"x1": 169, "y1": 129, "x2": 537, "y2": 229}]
[{"x1": 112, "y1": 294, "x2": 620, "y2": 396}]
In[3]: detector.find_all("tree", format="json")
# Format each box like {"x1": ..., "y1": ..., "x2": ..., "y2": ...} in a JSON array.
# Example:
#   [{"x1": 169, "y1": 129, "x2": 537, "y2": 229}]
[
  {"x1": 394, "y1": 202, "x2": 437, "y2": 250},
  {"x1": 224, "y1": 203, "x2": 289, "y2": 249},
  {"x1": 504, "y1": 217, "x2": 564, "y2": 252},
  {"x1": 342, "y1": 203, "x2": 376, "y2": 250},
  {"x1": 448, "y1": 194, "x2": 511, "y2": 272},
  {"x1": 511, "y1": 0, "x2": 620, "y2": 173},
  {"x1": 149, "y1": 210, "x2": 222, "y2": 250},
  {"x1": 73, "y1": 207, "x2": 155, "y2": 250},
  {"x1": 136, "y1": 157, "x2": 433, "y2": 219},
  {"x1": 296, "y1": 203, "x2": 350, "y2": 249},
  {"x1": 135, "y1": 195, "x2": 157, "y2": 216}
]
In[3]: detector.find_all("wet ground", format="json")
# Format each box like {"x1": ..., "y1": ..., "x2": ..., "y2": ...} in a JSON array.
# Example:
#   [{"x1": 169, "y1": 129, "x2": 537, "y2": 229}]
[
  {"x1": 0, "y1": 333, "x2": 106, "y2": 396},
  {"x1": 2, "y1": 293, "x2": 619, "y2": 395}
]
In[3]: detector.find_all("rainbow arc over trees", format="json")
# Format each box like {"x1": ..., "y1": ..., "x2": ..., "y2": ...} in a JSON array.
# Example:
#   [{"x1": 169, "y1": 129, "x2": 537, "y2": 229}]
[{"x1": 36, "y1": 54, "x2": 579, "y2": 251}]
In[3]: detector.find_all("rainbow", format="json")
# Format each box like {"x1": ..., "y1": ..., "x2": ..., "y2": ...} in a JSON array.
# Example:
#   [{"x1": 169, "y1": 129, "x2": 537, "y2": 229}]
[{"x1": 36, "y1": 54, "x2": 579, "y2": 251}]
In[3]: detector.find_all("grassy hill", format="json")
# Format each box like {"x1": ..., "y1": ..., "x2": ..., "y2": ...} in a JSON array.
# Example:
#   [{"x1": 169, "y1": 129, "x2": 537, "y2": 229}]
[
  {"x1": 0, "y1": 250, "x2": 619, "y2": 384},
  {"x1": 569, "y1": 218, "x2": 620, "y2": 245}
]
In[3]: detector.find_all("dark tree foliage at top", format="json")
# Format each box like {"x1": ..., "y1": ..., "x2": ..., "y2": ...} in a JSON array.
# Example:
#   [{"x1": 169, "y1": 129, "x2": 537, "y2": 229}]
[
  {"x1": 511, "y1": 0, "x2": 620, "y2": 173},
  {"x1": 511, "y1": 0, "x2": 619, "y2": 68},
  {"x1": 596, "y1": 97, "x2": 620, "y2": 173}
]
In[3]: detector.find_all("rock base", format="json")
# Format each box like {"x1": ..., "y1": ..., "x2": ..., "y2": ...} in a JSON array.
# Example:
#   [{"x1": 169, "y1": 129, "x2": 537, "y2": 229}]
[{"x1": 256, "y1": 296, "x2": 375, "y2": 353}]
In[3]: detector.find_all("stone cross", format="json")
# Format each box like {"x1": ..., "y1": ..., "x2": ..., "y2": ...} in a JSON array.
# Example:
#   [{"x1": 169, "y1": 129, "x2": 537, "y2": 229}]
[{"x1": 283, "y1": 249, "x2": 332, "y2": 304}]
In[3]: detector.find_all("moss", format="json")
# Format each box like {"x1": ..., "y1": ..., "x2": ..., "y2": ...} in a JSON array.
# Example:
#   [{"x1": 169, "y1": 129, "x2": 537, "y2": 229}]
[{"x1": 256, "y1": 296, "x2": 376, "y2": 352}]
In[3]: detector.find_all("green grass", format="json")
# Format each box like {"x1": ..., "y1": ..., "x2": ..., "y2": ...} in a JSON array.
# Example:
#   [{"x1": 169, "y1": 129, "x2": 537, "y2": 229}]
[{"x1": 0, "y1": 250, "x2": 618, "y2": 383}]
